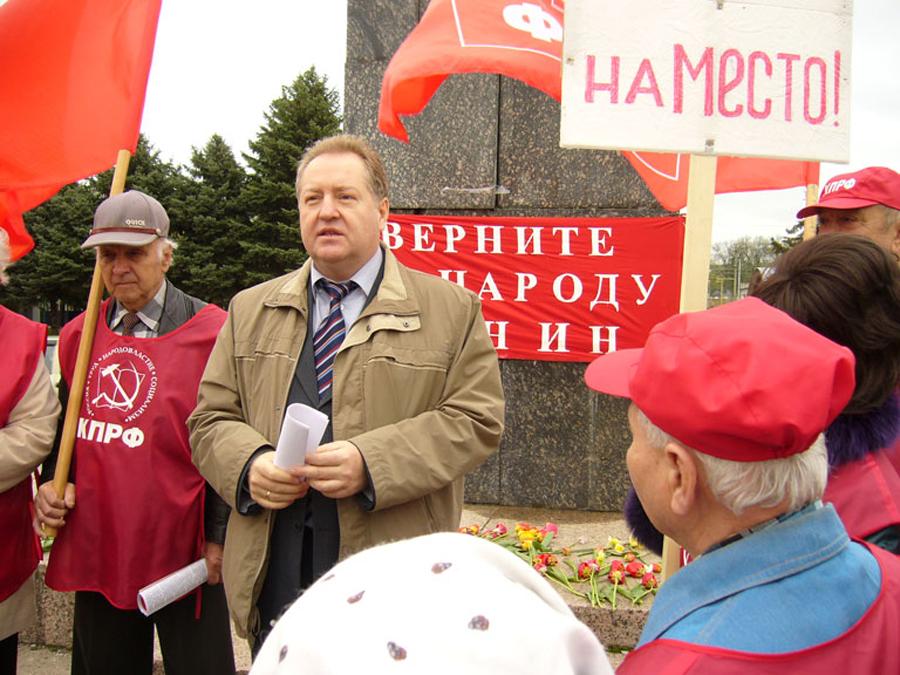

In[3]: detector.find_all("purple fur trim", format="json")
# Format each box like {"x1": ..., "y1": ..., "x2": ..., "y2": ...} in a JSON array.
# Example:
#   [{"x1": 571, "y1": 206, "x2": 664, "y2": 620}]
[
  {"x1": 825, "y1": 394, "x2": 899, "y2": 468},
  {"x1": 624, "y1": 487, "x2": 664, "y2": 556}
]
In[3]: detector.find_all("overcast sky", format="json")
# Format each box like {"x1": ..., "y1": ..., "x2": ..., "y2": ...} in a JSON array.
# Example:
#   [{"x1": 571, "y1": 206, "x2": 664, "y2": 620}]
[{"x1": 140, "y1": 0, "x2": 898, "y2": 244}]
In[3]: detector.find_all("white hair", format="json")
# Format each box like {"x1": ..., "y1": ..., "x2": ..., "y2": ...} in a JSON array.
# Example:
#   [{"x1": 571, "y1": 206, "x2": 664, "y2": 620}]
[
  {"x1": 159, "y1": 237, "x2": 178, "y2": 263},
  {"x1": 635, "y1": 408, "x2": 827, "y2": 516},
  {"x1": 96, "y1": 236, "x2": 177, "y2": 263},
  {"x1": 0, "y1": 229, "x2": 9, "y2": 286}
]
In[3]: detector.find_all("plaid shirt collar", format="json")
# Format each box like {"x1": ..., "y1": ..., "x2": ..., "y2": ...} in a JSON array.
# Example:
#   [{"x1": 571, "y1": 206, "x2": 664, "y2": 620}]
[{"x1": 110, "y1": 279, "x2": 166, "y2": 337}]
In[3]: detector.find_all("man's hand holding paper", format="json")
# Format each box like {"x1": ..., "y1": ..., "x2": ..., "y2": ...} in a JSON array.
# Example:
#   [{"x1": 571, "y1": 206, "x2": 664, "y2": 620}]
[
  {"x1": 249, "y1": 402, "x2": 334, "y2": 509},
  {"x1": 299, "y1": 440, "x2": 367, "y2": 499},
  {"x1": 273, "y1": 403, "x2": 329, "y2": 470},
  {"x1": 248, "y1": 451, "x2": 309, "y2": 510}
]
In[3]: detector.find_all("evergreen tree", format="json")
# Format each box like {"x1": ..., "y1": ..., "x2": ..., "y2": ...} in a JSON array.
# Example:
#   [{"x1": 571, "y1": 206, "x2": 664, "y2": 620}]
[
  {"x1": 770, "y1": 220, "x2": 805, "y2": 254},
  {"x1": 168, "y1": 134, "x2": 252, "y2": 305},
  {"x1": 241, "y1": 67, "x2": 342, "y2": 276},
  {"x1": 0, "y1": 182, "x2": 99, "y2": 328},
  {"x1": 92, "y1": 135, "x2": 191, "y2": 229}
]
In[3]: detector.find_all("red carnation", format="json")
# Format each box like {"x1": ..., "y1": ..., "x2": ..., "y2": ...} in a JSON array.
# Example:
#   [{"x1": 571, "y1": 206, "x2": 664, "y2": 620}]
[
  {"x1": 625, "y1": 561, "x2": 646, "y2": 578},
  {"x1": 641, "y1": 572, "x2": 659, "y2": 589}
]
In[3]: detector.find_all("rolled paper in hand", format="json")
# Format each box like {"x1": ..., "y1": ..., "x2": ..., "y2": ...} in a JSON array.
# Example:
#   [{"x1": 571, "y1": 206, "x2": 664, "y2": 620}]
[
  {"x1": 274, "y1": 403, "x2": 329, "y2": 469},
  {"x1": 137, "y1": 559, "x2": 208, "y2": 616}
]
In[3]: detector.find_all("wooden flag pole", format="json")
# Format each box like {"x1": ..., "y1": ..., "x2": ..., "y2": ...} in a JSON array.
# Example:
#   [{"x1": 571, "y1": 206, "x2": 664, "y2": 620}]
[
  {"x1": 660, "y1": 152, "x2": 718, "y2": 581},
  {"x1": 802, "y1": 183, "x2": 819, "y2": 241},
  {"x1": 45, "y1": 149, "x2": 132, "y2": 537}
]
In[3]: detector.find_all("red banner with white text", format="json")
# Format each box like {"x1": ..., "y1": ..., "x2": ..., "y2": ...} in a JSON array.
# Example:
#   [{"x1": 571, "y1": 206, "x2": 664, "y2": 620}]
[{"x1": 385, "y1": 214, "x2": 685, "y2": 362}]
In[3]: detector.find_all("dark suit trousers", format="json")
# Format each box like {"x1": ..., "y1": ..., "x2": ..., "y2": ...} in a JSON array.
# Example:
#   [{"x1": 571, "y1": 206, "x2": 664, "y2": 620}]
[
  {"x1": 254, "y1": 291, "x2": 341, "y2": 655},
  {"x1": 71, "y1": 584, "x2": 235, "y2": 675},
  {"x1": 253, "y1": 266, "x2": 384, "y2": 655},
  {"x1": 0, "y1": 633, "x2": 16, "y2": 675}
]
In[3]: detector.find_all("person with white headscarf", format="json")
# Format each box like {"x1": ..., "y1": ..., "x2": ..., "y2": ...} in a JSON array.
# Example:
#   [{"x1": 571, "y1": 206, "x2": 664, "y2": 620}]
[{"x1": 251, "y1": 532, "x2": 613, "y2": 675}]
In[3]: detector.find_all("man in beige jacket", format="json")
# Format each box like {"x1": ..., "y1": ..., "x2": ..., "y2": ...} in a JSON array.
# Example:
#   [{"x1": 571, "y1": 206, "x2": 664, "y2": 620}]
[{"x1": 189, "y1": 134, "x2": 504, "y2": 651}]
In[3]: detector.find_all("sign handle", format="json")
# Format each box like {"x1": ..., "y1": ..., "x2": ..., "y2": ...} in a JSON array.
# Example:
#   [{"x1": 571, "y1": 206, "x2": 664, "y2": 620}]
[
  {"x1": 44, "y1": 149, "x2": 132, "y2": 537},
  {"x1": 661, "y1": 153, "x2": 718, "y2": 581},
  {"x1": 679, "y1": 154, "x2": 717, "y2": 312}
]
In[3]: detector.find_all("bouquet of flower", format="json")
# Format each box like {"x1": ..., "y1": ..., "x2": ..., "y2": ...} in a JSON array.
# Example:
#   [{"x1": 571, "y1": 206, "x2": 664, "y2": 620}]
[{"x1": 459, "y1": 520, "x2": 660, "y2": 608}]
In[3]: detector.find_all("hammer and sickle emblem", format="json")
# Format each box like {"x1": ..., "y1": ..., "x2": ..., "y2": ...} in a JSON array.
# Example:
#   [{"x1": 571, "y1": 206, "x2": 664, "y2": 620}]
[{"x1": 91, "y1": 361, "x2": 145, "y2": 412}]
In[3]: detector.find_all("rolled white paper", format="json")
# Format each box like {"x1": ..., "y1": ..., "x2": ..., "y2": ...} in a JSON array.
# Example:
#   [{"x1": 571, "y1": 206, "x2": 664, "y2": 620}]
[
  {"x1": 137, "y1": 558, "x2": 208, "y2": 616},
  {"x1": 274, "y1": 403, "x2": 329, "y2": 469}
]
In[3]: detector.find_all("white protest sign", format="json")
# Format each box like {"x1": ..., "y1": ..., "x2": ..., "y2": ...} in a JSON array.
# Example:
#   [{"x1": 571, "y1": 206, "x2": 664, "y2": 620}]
[{"x1": 560, "y1": 0, "x2": 852, "y2": 162}]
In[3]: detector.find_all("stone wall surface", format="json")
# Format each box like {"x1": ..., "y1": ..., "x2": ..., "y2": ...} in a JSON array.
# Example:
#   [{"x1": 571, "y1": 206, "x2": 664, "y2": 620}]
[
  {"x1": 20, "y1": 562, "x2": 72, "y2": 648},
  {"x1": 496, "y1": 78, "x2": 661, "y2": 214},
  {"x1": 344, "y1": 1, "x2": 673, "y2": 511}
]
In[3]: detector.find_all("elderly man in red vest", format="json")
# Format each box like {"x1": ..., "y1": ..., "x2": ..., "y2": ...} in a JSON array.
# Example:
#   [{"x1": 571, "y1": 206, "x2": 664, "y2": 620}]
[
  {"x1": 586, "y1": 298, "x2": 900, "y2": 674},
  {"x1": 34, "y1": 191, "x2": 235, "y2": 675},
  {"x1": 0, "y1": 232, "x2": 59, "y2": 674}
]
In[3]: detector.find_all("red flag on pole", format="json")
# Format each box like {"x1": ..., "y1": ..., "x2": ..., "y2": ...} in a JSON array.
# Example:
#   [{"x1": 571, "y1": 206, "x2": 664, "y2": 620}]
[
  {"x1": 378, "y1": 0, "x2": 818, "y2": 211},
  {"x1": 0, "y1": 0, "x2": 163, "y2": 261}
]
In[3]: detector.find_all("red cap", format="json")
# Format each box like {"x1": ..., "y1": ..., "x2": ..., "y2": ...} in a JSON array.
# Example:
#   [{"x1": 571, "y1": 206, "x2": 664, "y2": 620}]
[
  {"x1": 583, "y1": 298, "x2": 855, "y2": 462},
  {"x1": 797, "y1": 167, "x2": 900, "y2": 219}
]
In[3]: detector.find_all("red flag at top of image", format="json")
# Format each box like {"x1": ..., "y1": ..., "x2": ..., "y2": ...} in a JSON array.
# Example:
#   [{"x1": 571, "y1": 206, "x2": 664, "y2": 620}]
[
  {"x1": 378, "y1": 0, "x2": 818, "y2": 211},
  {"x1": 379, "y1": 0, "x2": 564, "y2": 142},
  {"x1": 0, "y1": 0, "x2": 162, "y2": 261}
]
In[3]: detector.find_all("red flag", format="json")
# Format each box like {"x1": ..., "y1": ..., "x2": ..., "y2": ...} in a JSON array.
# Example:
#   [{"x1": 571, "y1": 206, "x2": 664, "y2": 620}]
[
  {"x1": 0, "y1": 186, "x2": 58, "y2": 261},
  {"x1": 0, "y1": 0, "x2": 162, "y2": 261},
  {"x1": 378, "y1": 0, "x2": 817, "y2": 211},
  {"x1": 379, "y1": 0, "x2": 564, "y2": 142}
]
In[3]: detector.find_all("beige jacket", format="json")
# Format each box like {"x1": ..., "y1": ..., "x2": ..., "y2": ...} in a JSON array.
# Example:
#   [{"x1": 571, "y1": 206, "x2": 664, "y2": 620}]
[
  {"x1": 189, "y1": 247, "x2": 504, "y2": 636},
  {"x1": 1, "y1": 344, "x2": 59, "y2": 640}
]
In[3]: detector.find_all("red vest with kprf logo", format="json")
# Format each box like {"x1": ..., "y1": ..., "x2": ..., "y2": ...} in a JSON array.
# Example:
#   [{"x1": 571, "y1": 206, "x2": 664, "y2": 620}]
[
  {"x1": 0, "y1": 306, "x2": 47, "y2": 602},
  {"x1": 617, "y1": 543, "x2": 900, "y2": 674},
  {"x1": 45, "y1": 301, "x2": 225, "y2": 609}
]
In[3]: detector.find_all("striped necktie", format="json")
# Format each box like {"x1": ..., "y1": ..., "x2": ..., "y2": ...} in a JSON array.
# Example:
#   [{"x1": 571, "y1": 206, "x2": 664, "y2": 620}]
[
  {"x1": 121, "y1": 312, "x2": 141, "y2": 336},
  {"x1": 313, "y1": 279, "x2": 356, "y2": 398}
]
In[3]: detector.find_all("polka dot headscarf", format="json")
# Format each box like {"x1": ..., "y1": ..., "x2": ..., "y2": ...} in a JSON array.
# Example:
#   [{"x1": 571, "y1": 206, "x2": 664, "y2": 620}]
[{"x1": 250, "y1": 532, "x2": 613, "y2": 675}]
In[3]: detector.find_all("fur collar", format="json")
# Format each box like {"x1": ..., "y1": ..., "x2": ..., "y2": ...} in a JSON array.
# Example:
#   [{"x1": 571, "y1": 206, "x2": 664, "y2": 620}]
[
  {"x1": 825, "y1": 394, "x2": 899, "y2": 468},
  {"x1": 624, "y1": 487, "x2": 664, "y2": 556}
]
